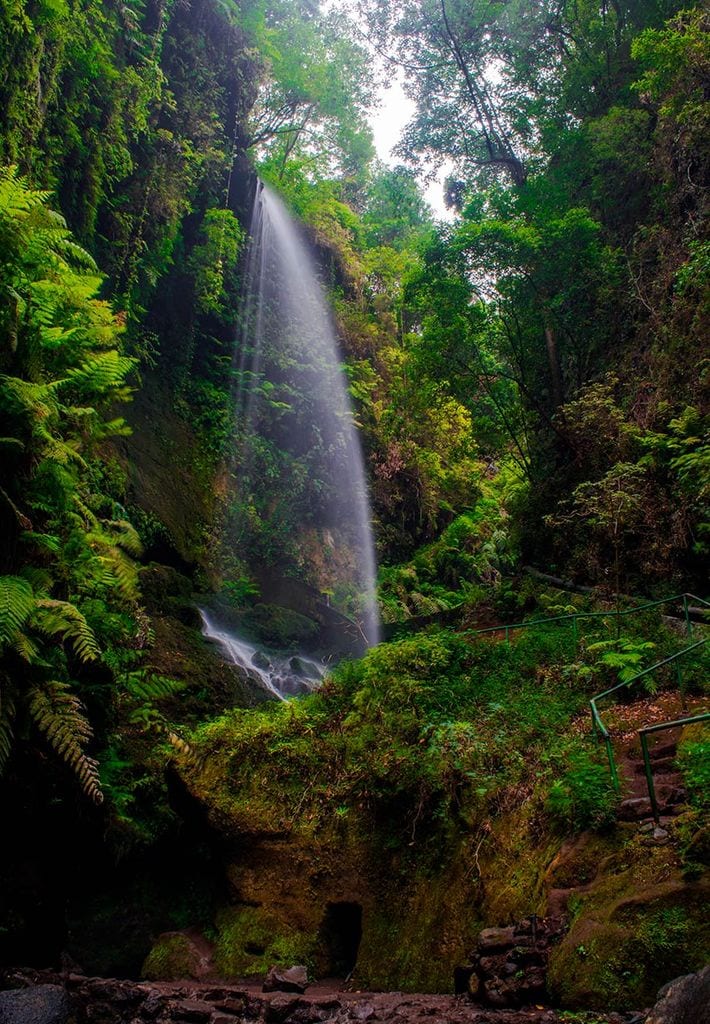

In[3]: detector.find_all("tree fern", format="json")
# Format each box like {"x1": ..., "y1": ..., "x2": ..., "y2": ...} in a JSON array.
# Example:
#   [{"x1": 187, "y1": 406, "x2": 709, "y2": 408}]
[{"x1": 28, "y1": 681, "x2": 103, "y2": 803}]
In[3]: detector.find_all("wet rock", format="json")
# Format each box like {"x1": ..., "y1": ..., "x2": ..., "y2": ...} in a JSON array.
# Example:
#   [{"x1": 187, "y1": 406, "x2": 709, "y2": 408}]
[
  {"x1": 288, "y1": 658, "x2": 321, "y2": 680},
  {"x1": 0, "y1": 986, "x2": 69, "y2": 1024},
  {"x1": 168, "y1": 1000, "x2": 213, "y2": 1023},
  {"x1": 262, "y1": 966, "x2": 309, "y2": 994},
  {"x1": 263, "y1": 995, "x2": 301, "y2": 1023},
  {"x1": 351, "y1": 1004, "x2": 377, "y2": 1021},
  {"x1": 619, "y1": 797, "x2": 653, "y2": 820},
  {"x1": 477, "y1": 927, "x2": 516, "y2": 952},
  {"x1": 645, "y1": 965, "x2": 710, "y2": 1023},
  {"x1": 252, "y1": 651, "x2": 272, "y2": 670}
]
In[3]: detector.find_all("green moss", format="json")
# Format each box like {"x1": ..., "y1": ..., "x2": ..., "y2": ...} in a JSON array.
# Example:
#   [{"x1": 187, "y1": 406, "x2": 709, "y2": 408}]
[
  {"x1": 142, "y1": 933, "x2": 202, "y2": 981},
  {"x1": 549, "y1": 885, "x2": 710, "y2": 1009},
  {"x1": 241, "y1": 604, "x2": 320, "y2": 647},
  {"x1": 213, "y1": 906, "x2": 316, "y2": 977}
]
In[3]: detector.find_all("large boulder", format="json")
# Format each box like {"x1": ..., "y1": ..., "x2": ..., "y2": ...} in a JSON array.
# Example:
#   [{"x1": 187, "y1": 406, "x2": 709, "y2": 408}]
[
  {"x1": 0, "y1": 986, "x2": 69, "y2": 1024},
  {"x1": 645, "y1": 966, "x2": 710, "y2": 1024}
]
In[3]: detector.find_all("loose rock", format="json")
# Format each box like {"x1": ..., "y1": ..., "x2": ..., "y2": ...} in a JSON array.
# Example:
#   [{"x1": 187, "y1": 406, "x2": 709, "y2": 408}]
[
  {"x1": 262, "y1": 966, "x2": 309, "y2": 995},
  {"x1": 645, "y1": 965, "x2": 710, "y2": 1024},
  {"x1": 0, "y1": 986, "x2": 69, "y2": 1024}
]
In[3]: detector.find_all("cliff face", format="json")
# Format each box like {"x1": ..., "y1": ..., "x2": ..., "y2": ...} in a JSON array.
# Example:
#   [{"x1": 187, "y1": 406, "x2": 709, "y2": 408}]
[{"x1": 0, "y1": 0, "x2": 259, "y2": 571}]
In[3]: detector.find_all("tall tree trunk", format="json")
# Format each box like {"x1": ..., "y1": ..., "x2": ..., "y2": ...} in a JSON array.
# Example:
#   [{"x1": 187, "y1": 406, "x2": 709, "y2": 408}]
[{"x1": 544, "y1": 319, "x2": 564, "y2": 408}]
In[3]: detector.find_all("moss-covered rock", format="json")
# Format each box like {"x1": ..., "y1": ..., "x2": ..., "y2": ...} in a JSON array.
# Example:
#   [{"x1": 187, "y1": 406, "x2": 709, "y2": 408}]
[
  {"x1": 142, "y1": 932, "x2": 210, "y2": 981},
  {"x1": 241, "y1": 604, "x2": 320, "y2": 648},
  {"x1": 213, "y1": 905, "x2": 316, "y2": 977},
  {"x1": 548, "y1": 826, "x2": 710, "y2": 1010}
]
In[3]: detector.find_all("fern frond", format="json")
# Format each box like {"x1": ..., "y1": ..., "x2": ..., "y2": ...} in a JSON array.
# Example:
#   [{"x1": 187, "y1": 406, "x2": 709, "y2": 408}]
[
  {"x1": 33, "y1": 599, "x2": 101, "y2": 662},
  {"x1": 0, "y1": 576, "x2": 35, "y2": 646},
  {"x1": 124, "y1": 671, "x2": 185, "y2": 702},
  {"x1": 18, "y1": 566, "x2": 53, "y2": 595},
  {"x1": 62, "y1": 351, "x2": 136, "y2": 396},
  {"x1": 104, "y1": 519, "x2": 143, "y2": 558},
  {"x1": 21, "y1": 531, "x2": 61, "y2": 554},
  {"x1": 91, "y1": 541, "x2": 140, "y2": 601},
  {"x1": 0, "y1": 375, "x2": 57, "y2": 423},
  {"x1": 0, "y1": 678, "x2": 16, "y2": 773},
  {"x1": 10, "y1": 629, "x2": 40, "y2": 662},
  {"x1": 28, "y1": 681, "x2": 103, "y2": 803},
  {"x1": 166, "y1": 730, "x2": 193, "y2": 760},
  {"x1": 0, "y1": 486, "x2": 32, "y2": 529}
]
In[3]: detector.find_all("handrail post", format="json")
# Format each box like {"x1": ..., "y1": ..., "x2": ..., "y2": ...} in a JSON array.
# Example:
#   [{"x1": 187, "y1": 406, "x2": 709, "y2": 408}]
[
  {"x1": 640, "y1": 732, "x2": 660, "y2": 823},
  {"x1": 683, "y1": 594, "x2": 692, "y2": 637},
  {"x1": 505, "y1": 626, "x2": 510, "y2": 646},
  {"x1": 572, "y1": 615, "x2": 578, "y2": 647},
  {"x1": 605, "y1": 735, "x2": 620, "y2": 793},
  {"x1": 676, "y1": 660, "x2": 687, "y2": 712}
]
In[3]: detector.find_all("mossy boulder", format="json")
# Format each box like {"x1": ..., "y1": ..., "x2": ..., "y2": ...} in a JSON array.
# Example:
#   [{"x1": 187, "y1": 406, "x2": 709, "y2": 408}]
[
  {"x1": 549, "y1": 878, "x2": 710, "y2": 1009},
  {"x1": 142, "y1": 932, "x2": 211, "y2": 981},
  {"x1": 241, "y1": 604, "x2": 320, "y2": 648},
  {"x1": 213, "y1": 905, "x2": 316, "y2": 978}
]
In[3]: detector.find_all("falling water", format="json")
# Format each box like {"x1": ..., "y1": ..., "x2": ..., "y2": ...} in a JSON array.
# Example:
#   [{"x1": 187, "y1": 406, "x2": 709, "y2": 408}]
[
  {"x1": 198, "y1": 609, "x2": 325, "y2": 701},
  {"x1": 206, "y1": 181, "x2": 380, "y2": 690}
]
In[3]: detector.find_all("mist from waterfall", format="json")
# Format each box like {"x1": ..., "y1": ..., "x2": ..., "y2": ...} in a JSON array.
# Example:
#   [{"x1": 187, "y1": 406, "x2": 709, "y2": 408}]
[{"x1": 224, "y1": 181, "x2": 380, "y2": 651}]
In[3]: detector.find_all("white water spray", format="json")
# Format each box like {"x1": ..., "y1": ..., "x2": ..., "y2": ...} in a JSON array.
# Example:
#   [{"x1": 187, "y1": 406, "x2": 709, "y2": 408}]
[{"x1": 226, "y1": 182, "x2": 381, "y2": 648}]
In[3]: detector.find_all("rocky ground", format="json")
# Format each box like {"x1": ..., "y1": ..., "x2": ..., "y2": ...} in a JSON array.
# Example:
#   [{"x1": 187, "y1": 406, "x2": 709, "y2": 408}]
[{"x1": 0, "y1": 970, "x2": 670, "y2": 1024}]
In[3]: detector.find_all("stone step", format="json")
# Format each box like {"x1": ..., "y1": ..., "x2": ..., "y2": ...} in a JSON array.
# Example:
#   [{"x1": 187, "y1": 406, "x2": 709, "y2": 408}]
[
  {"x1": 618, "y1": 788, "x2": 687, "y2": 820},
  {"x1": 648, "y1": 740, "x2": 678, "y2": 759},
  {"x1": 631, "y1": 756, "x2": 677, "y2": 774}
]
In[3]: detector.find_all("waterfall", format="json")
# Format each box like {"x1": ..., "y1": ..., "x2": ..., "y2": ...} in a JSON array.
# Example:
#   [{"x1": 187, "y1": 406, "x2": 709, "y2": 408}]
[{"x1": 204, "y1": 181, "x2": 380, "y2": 695}]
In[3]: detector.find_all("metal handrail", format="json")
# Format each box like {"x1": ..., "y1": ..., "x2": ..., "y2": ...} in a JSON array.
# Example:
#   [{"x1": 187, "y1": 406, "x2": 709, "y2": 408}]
[
  {"x1": 640, "y1": 713, "x2": 710, "y2": 822},
  {"x1": 464, "y1": 592, "x2": 709, "y2": 646},
  {"x1": 589, "y1": 638, "x2": 708, "y2": 792}
]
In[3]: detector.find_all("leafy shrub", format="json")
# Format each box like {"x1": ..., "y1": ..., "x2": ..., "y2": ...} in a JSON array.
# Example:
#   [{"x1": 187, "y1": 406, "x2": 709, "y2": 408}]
[
  {"x1": 546, "y1": 750, "x2": 618, "y2": 832},
  {"x1": 676, "y1": 723, "x2": 710, "y2": 809}
]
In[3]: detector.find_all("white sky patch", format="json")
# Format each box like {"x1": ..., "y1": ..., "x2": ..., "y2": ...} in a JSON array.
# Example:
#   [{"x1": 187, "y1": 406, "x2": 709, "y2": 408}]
[
  {"x1": 370, "y1": 74, "x2": 454, "y2": 221},
  {"x1": 321, "y1": 0, "x2": 453, "y2": 220}
]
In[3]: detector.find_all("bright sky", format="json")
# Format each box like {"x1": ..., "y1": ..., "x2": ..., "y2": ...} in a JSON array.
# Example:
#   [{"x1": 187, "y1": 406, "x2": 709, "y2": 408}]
[{"x1": 369, "y1": 75, "x2": 453, "y2": 220}]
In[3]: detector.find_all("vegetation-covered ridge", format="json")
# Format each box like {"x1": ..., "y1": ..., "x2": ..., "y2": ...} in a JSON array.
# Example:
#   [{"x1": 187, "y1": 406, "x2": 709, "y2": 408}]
[{"x1": 178, "y1": 597, "x2": 709, "y2": 1001}]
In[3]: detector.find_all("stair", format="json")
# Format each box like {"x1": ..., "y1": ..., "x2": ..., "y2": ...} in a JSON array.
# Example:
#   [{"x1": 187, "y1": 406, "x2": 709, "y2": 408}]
[{"x1": 617, "y1": 731, "x2": 687, "y2": 822}]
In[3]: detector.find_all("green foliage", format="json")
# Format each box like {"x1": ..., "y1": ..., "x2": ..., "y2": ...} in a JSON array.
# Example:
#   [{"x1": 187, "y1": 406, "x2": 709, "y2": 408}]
[
  {"x1": 0, "y1": 166, "x2": 145, "y2": 800},
  {"x1": 546, "y1": 749, "x2": 618, "y2": 832},
  {"x1": 676, "y1": 723, "x2": 710, "y2": 809},
  {"x1": 188, "y1": 622, "x2": 599, "y2": 856},
  {"x1": 188, "y1": 208, "x2": 244, "y2": 318},
  {"x1": 586, "y1": 637, "x2": 657, "y2": 685}
]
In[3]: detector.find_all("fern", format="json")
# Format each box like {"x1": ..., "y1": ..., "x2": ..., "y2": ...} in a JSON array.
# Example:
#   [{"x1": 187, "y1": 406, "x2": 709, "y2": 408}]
[
  {"x1": 124, "y1": 670, "x2": 185, "y2": 702},
  {"x1": 0, "y1": 576, "x2": 35, "y2": 646},
  {"x1": 28, "y1": 681, "x2": 103, "y2": 804},
  {"x1": 105, "y1": 519, "x2": 143, "y2": 558},
  {"x1": 166, "y1": 730, "x2": 194, "y2": 760},
  {"x1": 62, "y1": 351, "x2": 136, "y2": 395},
  {"x1": 0, "y1": 677, "x2": 16, "y2": 772},
  {"x1": 33, "y1": 599, "x2": 101, "y2": 662}
]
